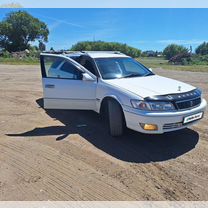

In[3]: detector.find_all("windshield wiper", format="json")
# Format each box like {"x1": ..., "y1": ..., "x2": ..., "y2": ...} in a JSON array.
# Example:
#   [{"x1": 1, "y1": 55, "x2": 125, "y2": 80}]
[
  {"x1": 119, "y1": 73, "x2": 141, "y2": 79},
  {"x1": 144, "y1": 73, "x2": 154, "y2": 77}
]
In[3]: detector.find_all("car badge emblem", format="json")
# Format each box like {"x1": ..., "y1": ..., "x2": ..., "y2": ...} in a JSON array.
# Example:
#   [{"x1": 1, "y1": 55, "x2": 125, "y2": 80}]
[
  {"x1": 178, "y1": 86, "x2": 182, "y2": 92},
  {"x1": 167, "y1": 95, "x2": 173, "y2": 100}
]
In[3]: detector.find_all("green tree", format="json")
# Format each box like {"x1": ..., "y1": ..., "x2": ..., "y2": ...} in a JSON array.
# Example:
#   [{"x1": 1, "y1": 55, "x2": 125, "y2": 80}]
[
  {"x1": 195, "y1": 42, "x2": 208, "y2": 55},
  {"x1": 163, "y1": 44, "x2": 188, "y2": 60},
  {"x1": 70, "y1": 41, "x2": 141, "y2": 58},
  {"x1": 0, "y1": 11, "x2": 49, "y2": 52}
]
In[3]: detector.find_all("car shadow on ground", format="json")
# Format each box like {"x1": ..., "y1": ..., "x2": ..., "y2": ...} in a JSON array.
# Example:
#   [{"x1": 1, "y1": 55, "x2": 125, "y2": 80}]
[{"x1": 7, "y1": 98, "x2": 199, "y2": 163}]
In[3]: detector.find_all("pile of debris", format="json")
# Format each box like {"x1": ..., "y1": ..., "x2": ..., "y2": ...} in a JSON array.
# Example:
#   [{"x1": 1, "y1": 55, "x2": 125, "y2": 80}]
[
  {"x1": 0, "y1": 50, "x2": 31, "y2": 59},
  {"x1": 11, "y1": 50, "x2": 30, "y2": 59},
  {"x1": 169, "y1": 53, "x2": 191, "y2": 65}
]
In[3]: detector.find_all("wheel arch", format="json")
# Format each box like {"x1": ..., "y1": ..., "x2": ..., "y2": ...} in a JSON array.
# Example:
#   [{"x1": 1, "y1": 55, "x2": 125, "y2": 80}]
[
  {"x1": 99, "y1": 95, "x2": 126, "y2": 125},
  {"x1": 99, "y1": 95, "x2": 123, "y2": 114}
]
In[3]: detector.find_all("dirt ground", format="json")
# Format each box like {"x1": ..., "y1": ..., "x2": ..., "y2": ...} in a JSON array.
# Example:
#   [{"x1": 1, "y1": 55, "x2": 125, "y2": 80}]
[{"x1": 0, "y1": 64, "x2": 208, "y2": 201}]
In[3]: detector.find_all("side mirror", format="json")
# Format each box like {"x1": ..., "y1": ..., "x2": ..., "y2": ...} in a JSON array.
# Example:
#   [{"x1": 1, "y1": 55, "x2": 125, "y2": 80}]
[
  {"x1": 149, "y1": 68, "x2": 153, "y2": 72},
  {"x1": 82, "y1": 73, "x2": 95, "y2": 81}
]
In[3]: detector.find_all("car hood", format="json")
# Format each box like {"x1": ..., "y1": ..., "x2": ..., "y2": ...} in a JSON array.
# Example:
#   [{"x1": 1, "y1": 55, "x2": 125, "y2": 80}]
[{"x1": 105, "y1": 75, "x2": 195, "y2": 98}]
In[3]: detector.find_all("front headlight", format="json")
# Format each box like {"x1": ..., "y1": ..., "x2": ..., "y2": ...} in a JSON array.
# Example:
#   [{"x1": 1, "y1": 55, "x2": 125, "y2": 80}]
[
  {"x1": 196, "y1": 88, "x2": 203, "y2": 98},
  {"x1": 131, "y1": 100, "x2": 175, "y2": 111}
]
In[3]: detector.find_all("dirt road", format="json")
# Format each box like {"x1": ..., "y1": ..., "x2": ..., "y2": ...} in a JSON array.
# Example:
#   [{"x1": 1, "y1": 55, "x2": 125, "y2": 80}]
[{"x1": 0, "y1": 65, "x2": 208, "y2": 200}]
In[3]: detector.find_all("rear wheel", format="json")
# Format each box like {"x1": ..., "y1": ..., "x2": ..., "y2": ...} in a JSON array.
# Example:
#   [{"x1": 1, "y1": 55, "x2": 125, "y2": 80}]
[{"x1": 107, "y1": 99, "x2": 125, "y2": 137}]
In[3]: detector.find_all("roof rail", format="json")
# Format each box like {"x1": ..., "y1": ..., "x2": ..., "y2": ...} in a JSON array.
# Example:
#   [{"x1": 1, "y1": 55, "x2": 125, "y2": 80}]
[
  {"x1": 42, "y1": 50, "x2": 81, "y2": 55},
  {"x1": 41, "y1": 50, "x2": 125, "y2": 56},
  {"x1": 80, "y1": 51, "x2": 124, "y2": 54}
]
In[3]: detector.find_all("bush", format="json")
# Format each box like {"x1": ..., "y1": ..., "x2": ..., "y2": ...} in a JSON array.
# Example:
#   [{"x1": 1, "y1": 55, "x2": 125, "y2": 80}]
[
  {"x1": 70, "y1": 41, "x2": 141, "y2": 58},
  {"x1": 181, "y1": 58, "x2": 190, "y2": 66},
  {"x1": 195, "y1": 42, "x2": 208, "y2": 55},
  {"x1": 163, "y1": 44, "x2": 189, "y2": 60},
  {"x1": 2, "y1": 50, "x2": 11, "y2": 58},
  {"x1": 26, "y1": 46, "x2": 40, "y2": 58},
  {"x1": 189, "y1": 54, "x2": 208, "y2": 65},
  {"x1": 29, "y1": 50, "x2": 40, "y2": 58},
  {"x1": 171, "y1": 54, "x2": 208, "y2": 66}
]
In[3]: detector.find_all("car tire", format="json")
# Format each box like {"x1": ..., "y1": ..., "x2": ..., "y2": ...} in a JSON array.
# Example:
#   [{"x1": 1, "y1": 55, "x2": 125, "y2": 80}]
[{"x1": 108, "y1": 99, "x2": 124, "y2": 137}]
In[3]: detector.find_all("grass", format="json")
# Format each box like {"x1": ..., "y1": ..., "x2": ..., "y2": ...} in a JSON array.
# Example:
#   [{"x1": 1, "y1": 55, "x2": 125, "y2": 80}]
[
  {"x1": 137, "y1": 57, "x2": 208, "y2": 72},
  {"x1": 0, "y1": 57, "x2": 39, "y2": 65},
  {"x1": 0, "y1": 56, "x2": 208, "y2": 72}
]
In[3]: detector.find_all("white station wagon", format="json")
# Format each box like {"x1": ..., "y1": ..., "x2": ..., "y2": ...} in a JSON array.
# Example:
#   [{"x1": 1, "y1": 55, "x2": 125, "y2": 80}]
[{"x1": 40, "y1": 51, "x2": 207, "y2": 136}]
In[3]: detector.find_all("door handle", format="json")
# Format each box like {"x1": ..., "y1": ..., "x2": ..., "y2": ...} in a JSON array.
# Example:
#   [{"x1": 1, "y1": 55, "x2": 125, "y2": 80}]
[{"x1": 45, "y1": 84, "x2": 55, "y2": 89}]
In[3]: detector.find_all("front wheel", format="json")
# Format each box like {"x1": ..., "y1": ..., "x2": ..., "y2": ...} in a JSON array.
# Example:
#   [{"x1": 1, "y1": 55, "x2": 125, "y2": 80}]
[{"x1": 108, "y1": 99, "x2": 125, "y2": 137}]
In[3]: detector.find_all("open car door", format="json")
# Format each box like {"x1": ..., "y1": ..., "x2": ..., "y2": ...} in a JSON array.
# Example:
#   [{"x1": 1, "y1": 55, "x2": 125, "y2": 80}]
[{"x1": 40, "y1": 54, "x2": 97, "y2": 110}]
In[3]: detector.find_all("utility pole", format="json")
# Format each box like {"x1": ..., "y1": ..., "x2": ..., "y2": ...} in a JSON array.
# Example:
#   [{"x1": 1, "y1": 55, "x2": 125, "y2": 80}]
[{"x1": 190, "y1": 45, "x2": 193, "y2": 54}]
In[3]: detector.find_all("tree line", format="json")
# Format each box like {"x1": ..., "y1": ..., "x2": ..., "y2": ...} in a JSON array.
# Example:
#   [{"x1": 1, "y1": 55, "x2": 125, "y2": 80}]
[
  {"x1": 1, "y1": 10, "x2": 208, "y2": 64},
  {"x1": 70, "y1": 41, "x2": 141, "y2": 58}
]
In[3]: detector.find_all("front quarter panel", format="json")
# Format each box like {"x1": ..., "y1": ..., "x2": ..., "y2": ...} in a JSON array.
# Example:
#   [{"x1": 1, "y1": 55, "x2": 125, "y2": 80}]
[{"x1": 96, "y1": 79, "x2": 143, "y2": 113}]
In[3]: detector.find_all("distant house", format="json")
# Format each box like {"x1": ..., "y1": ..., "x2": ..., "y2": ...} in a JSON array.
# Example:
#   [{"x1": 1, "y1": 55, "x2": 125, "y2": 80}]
[{"x1": 142, "y1": 50, "x2": 163, "y2": 57}]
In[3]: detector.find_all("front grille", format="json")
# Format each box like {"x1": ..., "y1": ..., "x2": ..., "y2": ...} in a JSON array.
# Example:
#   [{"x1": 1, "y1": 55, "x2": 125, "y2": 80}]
[
  {"x1": 175, "y1": 97, "x2": 201, "y2": 110},
  {"x1": 163, "y1": 122, "x2": 183, "y2": 130}
]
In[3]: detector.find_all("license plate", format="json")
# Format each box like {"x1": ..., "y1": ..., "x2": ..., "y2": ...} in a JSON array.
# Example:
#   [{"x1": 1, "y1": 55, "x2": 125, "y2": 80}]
[{"x1": 183, "y1": 112, "x2": 203, "y2": 124}]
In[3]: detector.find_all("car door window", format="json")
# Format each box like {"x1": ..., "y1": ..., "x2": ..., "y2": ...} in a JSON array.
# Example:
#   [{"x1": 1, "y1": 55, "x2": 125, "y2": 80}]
[
  {"x1": 42, "y1": 56, "x2": 82, "y2": 80},
  {"x1": 43, "y1": 56, "x2": 63, "y2": 77},
  {"x1": 59, "y1": 62, "x2": 82, "y2": 80}
]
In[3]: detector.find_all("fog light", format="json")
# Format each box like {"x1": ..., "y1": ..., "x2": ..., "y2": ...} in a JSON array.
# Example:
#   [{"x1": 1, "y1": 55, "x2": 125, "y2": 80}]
[{"x1": 140, "y1": 123, "x2": 158, "y2": 131}]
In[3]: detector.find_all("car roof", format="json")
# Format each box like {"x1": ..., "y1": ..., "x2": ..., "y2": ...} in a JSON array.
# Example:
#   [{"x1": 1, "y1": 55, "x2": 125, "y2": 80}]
[
  {"x1": 81, "y1": 51, "x2": 129, "y2": 59},
  {"x1": 41, "y1": 51, "x2": 130, "y2": 59}
]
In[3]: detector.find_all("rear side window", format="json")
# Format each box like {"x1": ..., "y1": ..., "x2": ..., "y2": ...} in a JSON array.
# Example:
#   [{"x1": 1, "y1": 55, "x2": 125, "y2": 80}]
[
  {"x1": 41, "y1": 56, "x2": 82, "y2": 80},
  {"x1": 82, "y1": 60, "x2": 96, "y2": 75},
  {"x1": 51, "y1": 58, "x2": 63, "y2": 68}
]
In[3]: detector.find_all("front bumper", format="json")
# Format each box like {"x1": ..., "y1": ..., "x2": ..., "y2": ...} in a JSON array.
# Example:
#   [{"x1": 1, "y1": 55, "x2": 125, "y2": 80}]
[{"x1": 123, "y1": 98, "x2": 207, "y2": 134}]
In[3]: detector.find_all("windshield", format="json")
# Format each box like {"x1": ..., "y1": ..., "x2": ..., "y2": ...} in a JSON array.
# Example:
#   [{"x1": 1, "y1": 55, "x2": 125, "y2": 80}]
[{"x1": 95, "y1": 57, "x2": 154, "y2": 80}]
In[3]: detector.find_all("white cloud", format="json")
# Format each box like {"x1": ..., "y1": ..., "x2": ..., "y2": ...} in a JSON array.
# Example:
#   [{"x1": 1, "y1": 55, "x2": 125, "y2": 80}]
[
  {"x1": 32, "y1": 12, "x2": 85, "y2": 29},
  {"x1": 156, "y1": 39, "x2": 206, "y2": 45},
  {"x1": 133, "y1": 39, "x2": 207, "y2": 46}
]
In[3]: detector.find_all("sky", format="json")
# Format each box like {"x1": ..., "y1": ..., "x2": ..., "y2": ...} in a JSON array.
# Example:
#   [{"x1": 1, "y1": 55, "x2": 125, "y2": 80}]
[{"x1": 0, "y1": 8, "x2": 208, "y2": 51}]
